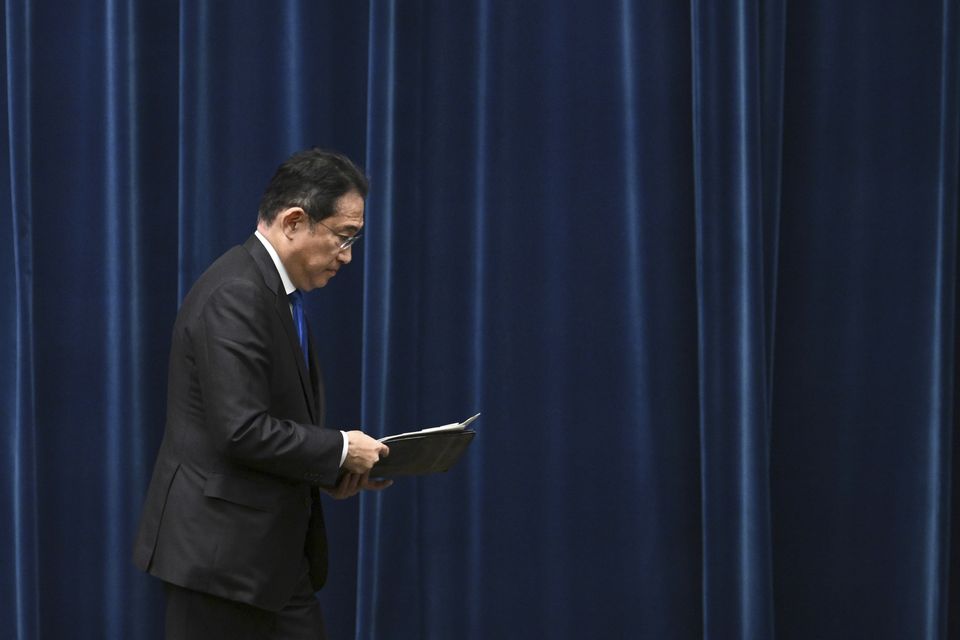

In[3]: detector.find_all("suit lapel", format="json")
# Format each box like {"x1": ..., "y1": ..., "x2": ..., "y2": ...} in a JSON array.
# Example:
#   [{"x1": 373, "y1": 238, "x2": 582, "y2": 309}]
[
  {"x1": 244, "y1": 235, "x2": 318, "y2": 424},
  {"x1": 307, "y1": 324, "x2": 326, "y2": 428},
  {"x1": 273, "y1": 288, "x2": 318, "y2": 423}
]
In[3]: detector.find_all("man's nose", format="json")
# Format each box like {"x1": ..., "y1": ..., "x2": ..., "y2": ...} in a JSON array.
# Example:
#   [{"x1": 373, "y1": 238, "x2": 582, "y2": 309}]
[{"x1": 338, "y1": 245, "x2": 352, "y2": 264}]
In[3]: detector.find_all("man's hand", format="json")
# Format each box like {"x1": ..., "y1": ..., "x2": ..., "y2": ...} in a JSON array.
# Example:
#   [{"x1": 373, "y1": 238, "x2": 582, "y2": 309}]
[
  {"x1": 343, "y1": 430, "x2": 390, "y2": 474},
  {"x1": 325, "y1": 472, "x2": 393, "y2": 500}
]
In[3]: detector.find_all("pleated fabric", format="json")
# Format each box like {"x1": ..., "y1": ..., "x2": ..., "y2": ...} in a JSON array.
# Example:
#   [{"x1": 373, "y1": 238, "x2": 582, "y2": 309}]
[{"x1": 2, "y1": 1, "x2": 957, "y2": 639}]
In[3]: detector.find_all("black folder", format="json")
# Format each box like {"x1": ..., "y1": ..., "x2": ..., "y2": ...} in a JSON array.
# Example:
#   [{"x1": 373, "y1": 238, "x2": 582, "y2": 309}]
[{"x1": 371, "y1": 414, "x2": 479, "y2": 478}]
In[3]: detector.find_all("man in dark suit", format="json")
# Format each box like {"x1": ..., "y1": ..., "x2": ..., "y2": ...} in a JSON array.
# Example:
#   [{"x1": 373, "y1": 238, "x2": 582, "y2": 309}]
[{"x1": 133, "y1": 148, "x2": 390, "y2": 639}]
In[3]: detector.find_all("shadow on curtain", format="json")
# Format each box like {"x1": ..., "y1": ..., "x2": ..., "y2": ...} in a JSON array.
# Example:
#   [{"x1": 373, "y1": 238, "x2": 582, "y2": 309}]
[{"x1": 2, "y1": 1, "x2": 957, "y2": 639}]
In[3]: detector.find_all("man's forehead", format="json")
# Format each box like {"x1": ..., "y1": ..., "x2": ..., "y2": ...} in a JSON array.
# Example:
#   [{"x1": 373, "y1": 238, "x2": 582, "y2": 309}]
[{"x1": 329, "y1": 192, "x2": 365, "y2": 227}]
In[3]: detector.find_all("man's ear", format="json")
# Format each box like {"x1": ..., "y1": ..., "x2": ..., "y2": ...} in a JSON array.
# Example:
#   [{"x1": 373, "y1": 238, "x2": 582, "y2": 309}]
[{"x1": 278, "y1": 207, "x2": 308, "y2": 239}]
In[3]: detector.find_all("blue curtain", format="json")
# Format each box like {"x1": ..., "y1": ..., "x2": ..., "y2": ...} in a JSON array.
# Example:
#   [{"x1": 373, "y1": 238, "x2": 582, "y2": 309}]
[{"x1": 3, "y1": 1, "x2": 957, "y2": 639}]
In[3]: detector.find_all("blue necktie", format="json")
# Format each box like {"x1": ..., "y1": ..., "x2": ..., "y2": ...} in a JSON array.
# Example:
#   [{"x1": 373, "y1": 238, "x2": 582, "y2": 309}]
[{"x1": 288, "y1": 290, "x2": 309, "y2": 371}]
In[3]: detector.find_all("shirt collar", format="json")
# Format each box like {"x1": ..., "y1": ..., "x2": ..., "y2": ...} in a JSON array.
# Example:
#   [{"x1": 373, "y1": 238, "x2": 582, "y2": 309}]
[{"x1": 254, "y1": 229, "x2": 296, "y2": 296}]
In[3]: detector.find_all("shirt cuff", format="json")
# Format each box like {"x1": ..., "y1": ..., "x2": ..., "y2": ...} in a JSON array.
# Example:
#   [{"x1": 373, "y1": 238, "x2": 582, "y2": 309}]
[{"x1": 339, "y1": 431, "x2": 348, "y2": 467}]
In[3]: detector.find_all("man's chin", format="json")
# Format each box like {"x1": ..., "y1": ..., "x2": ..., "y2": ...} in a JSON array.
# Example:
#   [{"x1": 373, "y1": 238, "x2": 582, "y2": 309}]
[
  {"x1": 299, "y1": 281, "x2": 324, "y2": 292},
  {"x1": 313, "y1": 272, "x2": 337, "y2": 289}
]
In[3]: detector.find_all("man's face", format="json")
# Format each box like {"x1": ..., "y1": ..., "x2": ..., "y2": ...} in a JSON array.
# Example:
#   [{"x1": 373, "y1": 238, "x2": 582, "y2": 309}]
[{"x1": 285, "y1": 191, "x2": 364, "y2": 291}]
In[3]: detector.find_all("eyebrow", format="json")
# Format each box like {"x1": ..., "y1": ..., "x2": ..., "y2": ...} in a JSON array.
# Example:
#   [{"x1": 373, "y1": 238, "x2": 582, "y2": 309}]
[{"x1": 338, "y1": 224, "x2": 363, "y2": 235}]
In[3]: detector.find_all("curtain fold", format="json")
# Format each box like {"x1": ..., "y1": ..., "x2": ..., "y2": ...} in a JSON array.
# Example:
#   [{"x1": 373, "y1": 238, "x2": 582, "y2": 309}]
[
  {"x1": 359, "y1": 1, "x2": 408, "y2": 636},
  {"x1": 690, "y1": 0, "x2": 778, "y2": 636},
  {"x1": 924, "y1": 1, "x2": 957, "y2": 636},
  {"x1": 3, "y1": 2, "x2": 39, "y2": 639},
  {"x1": 769, "y1": 2, "x2": 958, "y2": 638},
  {"x1": 2, "y1": 2, "x2": 957, "y2": 639}
]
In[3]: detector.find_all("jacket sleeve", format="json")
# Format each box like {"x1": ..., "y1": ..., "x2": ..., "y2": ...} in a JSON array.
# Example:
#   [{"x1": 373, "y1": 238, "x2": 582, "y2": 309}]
[{"x1": 192, "y1": 277, "x2": 343, "y2": 486}]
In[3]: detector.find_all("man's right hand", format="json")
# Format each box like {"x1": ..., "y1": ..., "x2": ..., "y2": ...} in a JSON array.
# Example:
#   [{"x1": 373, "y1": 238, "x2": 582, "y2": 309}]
[{"x1": 343, "y1": 430, "x2": 390, "y2": 474}]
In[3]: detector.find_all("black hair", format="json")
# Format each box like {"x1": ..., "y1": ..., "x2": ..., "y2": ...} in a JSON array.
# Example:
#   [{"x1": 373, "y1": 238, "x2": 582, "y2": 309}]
[{"x1": 257, "y1": 148, "x2": 368, "y2": 224}]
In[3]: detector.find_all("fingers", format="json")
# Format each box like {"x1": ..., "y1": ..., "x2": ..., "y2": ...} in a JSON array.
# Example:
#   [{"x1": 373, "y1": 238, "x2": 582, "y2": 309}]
[
  {"x1": 344, "y1": 473, "x2": 362, "y2": 494},
  {"x1": 325, "y1": 475, "x2": 395, "y2": 499},
  {"x1": 328, "y1": 473, "x2": 393, "y2": 498},
  {"x1": 330, "y1": 472, "x2": 363, "y2": 500},
  {"x1": 330, "y1": 474, "x2": 349, "y2": 499},
  {"x1": 360, "y1": 473, "x2": 393, "y2": 491},
  {"x1": 364, "y1": 477, "x2": 393, "y2": 491}
]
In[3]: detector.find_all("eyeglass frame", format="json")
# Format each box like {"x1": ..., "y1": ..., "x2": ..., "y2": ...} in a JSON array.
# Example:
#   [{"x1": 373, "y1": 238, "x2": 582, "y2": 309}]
[{"x1": 314, "y1": 218, "x2": 363, "y2": 250}]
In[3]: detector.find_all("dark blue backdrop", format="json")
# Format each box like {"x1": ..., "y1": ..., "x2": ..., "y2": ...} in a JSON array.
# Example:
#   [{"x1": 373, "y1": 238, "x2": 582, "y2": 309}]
[{"x1": 2, "y1": 1, "x2": 958, "y2": 639}]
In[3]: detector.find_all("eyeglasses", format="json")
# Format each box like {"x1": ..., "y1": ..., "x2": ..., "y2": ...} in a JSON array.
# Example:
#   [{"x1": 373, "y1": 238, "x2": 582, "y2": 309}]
[{"x1": 316, "y1": 220, "x2": 363, "y2": 250}]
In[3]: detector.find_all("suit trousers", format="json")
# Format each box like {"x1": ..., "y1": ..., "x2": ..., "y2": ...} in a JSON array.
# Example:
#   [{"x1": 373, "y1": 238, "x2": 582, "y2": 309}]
[{"x1": 163, "y1": 558, "x2": 326, "y2": 640}]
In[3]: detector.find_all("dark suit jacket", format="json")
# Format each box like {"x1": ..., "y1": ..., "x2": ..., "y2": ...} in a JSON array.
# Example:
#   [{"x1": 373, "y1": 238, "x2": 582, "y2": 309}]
[{"x1": 133, "y1": 235, "x2": 343, "y2": 611}]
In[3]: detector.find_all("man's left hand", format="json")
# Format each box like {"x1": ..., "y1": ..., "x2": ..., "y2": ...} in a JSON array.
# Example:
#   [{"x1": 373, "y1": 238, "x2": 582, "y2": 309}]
[{"x1": 325, "y1": 472, "x2": 393, "y2": 500}]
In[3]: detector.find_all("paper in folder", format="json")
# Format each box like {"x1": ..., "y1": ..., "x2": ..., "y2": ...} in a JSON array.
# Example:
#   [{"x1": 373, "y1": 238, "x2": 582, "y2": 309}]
[{"x1": 371, "y1": 413, "x2": 479, "y2": 477}]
